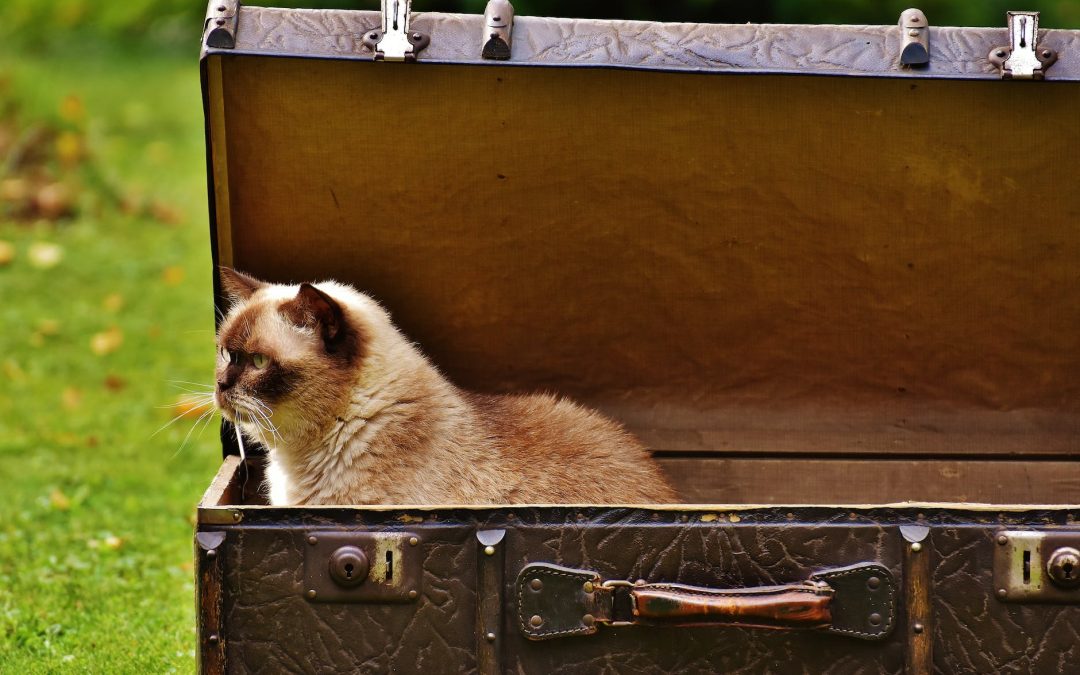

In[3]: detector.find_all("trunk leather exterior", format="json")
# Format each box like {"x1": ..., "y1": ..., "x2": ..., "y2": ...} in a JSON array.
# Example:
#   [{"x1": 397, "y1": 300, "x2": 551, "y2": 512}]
[{"x1": 197, "y1": 503, "x2": 1080, "y2": 674}]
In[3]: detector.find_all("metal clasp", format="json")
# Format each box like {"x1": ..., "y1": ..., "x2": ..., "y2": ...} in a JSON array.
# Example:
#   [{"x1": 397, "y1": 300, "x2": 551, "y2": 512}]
[
  {"x1": 363, "y1": 0, "x2": 430, "y2": 62},
  {"x1": 990, "y1": 11, "x2": 1057, "y2": 80}
]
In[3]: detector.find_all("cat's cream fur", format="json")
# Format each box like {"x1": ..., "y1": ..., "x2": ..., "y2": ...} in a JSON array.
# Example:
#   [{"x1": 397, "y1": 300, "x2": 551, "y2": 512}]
[{"x1": 214, "y1": 268, "x2": 676, "y2": 505}]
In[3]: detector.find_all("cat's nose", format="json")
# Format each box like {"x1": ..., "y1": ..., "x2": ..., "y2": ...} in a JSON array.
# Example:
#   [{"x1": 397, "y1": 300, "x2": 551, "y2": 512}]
[{"x1": 217, "y1": 376, "x2": 235, "y2": 391}]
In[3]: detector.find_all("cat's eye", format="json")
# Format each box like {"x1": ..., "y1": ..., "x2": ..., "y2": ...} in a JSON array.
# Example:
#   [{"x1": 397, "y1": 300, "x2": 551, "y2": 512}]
[
  {"x1": 251, "y1": 353, "x2": 269, "y2": 369},
  {"x1": 221, "y1": 347, "x2": 238, "y2": 364}
]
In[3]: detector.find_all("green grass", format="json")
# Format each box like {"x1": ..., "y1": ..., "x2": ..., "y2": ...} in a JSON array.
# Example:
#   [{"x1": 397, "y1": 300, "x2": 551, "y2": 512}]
[{"x1": 0, "y1": 48, "x2": 221, "y2": 673}]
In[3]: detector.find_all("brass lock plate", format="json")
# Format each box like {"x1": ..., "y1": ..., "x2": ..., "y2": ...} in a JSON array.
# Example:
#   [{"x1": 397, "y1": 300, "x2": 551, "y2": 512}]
[
  {"x1": 993, "y1": 531, "x2": 1080, "y2": 603},
  {"x1": 303, "y1": 531, "x2": 422, "y2": 603}
]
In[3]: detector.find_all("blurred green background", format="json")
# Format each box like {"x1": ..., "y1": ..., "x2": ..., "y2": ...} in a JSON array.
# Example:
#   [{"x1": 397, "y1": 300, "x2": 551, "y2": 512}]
[{"x1": 1, "y1": 0, "x2": 1078, "y2": 672}]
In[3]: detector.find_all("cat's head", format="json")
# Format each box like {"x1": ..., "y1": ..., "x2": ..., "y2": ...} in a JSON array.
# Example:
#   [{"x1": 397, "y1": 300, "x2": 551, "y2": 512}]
[{"x1": 214, "y1": 267, "x2": 367, "y2": 440}]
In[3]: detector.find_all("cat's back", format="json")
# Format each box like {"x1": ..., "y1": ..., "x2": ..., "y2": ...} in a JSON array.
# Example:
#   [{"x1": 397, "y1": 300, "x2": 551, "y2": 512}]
[{"x1": 465, "y1": 392, "x2": 676, "y2": 503}]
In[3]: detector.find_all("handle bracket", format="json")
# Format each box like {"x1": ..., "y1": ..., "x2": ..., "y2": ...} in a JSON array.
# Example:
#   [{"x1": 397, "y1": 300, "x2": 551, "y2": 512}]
[{"x1": 517, "y1": 562, "x2": 895, "y2": 641}]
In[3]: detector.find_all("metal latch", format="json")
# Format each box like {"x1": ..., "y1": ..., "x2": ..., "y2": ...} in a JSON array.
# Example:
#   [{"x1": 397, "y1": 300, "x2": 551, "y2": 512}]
[
  {"x1": 989, "y1": 11, "x2": 1057, "y2": 79},
  {"x1": 994, "y1": 531, "x2": 1080, "y2": 602},
  {"x1": 303, "y1": 531, "x2": 422, "y2": 603},
  {"x1": 363, "y1": 0, "x2": 430, "y2": 62}
]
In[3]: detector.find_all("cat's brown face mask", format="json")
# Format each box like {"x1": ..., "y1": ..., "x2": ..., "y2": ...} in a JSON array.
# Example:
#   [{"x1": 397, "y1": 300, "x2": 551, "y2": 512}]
[{"x1": 213, "y1": 267, "x2": 362, "y2": 439}]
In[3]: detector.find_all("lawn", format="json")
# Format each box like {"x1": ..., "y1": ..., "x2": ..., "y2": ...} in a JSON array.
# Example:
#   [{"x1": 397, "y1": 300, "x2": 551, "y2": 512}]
[{"x1": 0, "y1": 47, "x2": 221, "y2": 672}]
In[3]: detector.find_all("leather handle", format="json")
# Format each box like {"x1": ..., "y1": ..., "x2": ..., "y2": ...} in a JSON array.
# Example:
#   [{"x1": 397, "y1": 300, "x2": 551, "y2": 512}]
[
  {"x1": 631, "y1": 583, "x2": 832, "y2": 629},
  {"x1": 517, "y1": 562, "x2": 895, "y2": 641}
]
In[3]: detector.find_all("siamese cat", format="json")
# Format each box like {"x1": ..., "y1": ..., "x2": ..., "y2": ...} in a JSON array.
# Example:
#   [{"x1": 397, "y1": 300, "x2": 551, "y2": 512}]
[{"x1": 214, "y1": 268, "x2": 676, "y2": 505}]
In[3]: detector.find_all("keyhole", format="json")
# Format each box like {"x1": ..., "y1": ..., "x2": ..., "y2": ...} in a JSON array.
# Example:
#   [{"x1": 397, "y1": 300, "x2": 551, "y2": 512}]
[
  {"x1": 1064, "y1": 561, "x2": 1074, "y2": 579},
  {"x1": 386, "y1": 550, "x2": 394, "y2": 580},
  {"x1": 345, "y1": 563, "x2": 354, "y2": 579},
  {"x1": 1019, "y1": 17, "x2": 1028, "y2": 48},
  {"x1": 1023, "y1": 550, "x2": 1031, "y2": 584}
]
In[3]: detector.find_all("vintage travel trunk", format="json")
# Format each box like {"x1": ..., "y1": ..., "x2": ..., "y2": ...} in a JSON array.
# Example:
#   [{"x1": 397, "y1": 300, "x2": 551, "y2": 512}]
[{"x1": 197, "y1": 1, "x2": 1080, "y2": 672}]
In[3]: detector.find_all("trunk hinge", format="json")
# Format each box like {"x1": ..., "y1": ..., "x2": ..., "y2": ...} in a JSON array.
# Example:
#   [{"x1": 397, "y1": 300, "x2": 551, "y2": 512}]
[
  {"x1": 989, "y1": 11, "x2": 1058, "y2": 79},
  {"x1": 363, "y1": 0, "x2": 430, "y2": 62}
]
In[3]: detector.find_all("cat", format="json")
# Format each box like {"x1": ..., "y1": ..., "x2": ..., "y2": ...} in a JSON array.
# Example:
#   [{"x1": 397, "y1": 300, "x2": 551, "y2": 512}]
[{"x1": 214, "y1": 268, "x2": 677, "y2": 505}]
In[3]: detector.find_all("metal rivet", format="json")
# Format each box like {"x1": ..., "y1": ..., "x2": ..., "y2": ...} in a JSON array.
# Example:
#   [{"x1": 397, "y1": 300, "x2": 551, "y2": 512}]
[
  {"x1": 412, "y1": 32, "x2": 421, "y2": 40},
  {"x1": 306, "y1": 589, "x2": 317, "y2": 599},
  {"x1": 910, "y1": 542, "x2": 922, "y2": 552},
  {"x1": 996, "y1": 588, "x2": 1008, "y2": 599},
  {"x1": 215, "y1": 19, "x2": 225, "y2": 25},
  {"x1": 206, "y1": 549, "x2": 217, "y2": 559},
  {"x1": 485, "y1": 632, "x2": 496, "y2": 642},
  {"x1": 409, "y1": 537, "x2": 419, "y2": 547},
  {"x1": 908, "y1": 29, "x2": 920, "y2": 37},
  {"x1": 913, "y1": 622, "x2": 924, "y2": 634},
  {"x1": 529, "y1": 614, "x2": 543, "y2": 628},
  {"x1": 308, "y1": 535, "x2": 318, "y2": 545},
  {"x1": 868, "y1": 613, "x2": 882, "y2": 626},
  {"x1": 582, "y1": 581, "x2": 594, "y2": 593},
  {"x1": 369, "y1": 32, "x2": 379, "y2": 39},
  {"x1": 1042, "y1": 50, "x2": 1053, "y2": 59},
  {"x1": 217, "y1": 5, "x2": 226, "y2": 11},
  {"x1": 492, "y1": 15, "x2": 501, "y2": 21},
  {"x1": 910, "y1": 16, "x2": 920, "y2": 22},
  {"x1": 490, "y1": 32, "x2": 500, "y2": 39},
  {"x1": 997, "y1": 534, "x2": 1008, "y2": 546},
  {"x1": 408, "y1": 590, "x2": 418, "y2": 600},
  {"x1": 484, "y1": 545, "x2": 496, "y2": 556},
  {"x1": 866, "y1": 576, "x2": 880, "y2": 590},
  {"x1": 530, "y1": 578, "x2": 543, "y2": 591},
  {"x1": 231, "y1": 511, "x2": 241, "y2": 521},
  {"x1": 208, "y1": 634, "x2": 220, "y2": 645},
  {"x1": 582, "y1": 614, "x2": 595, "y2": 627},
  {"x1": 996, "y1": 49, "x2": 1008, "y2": 58}
]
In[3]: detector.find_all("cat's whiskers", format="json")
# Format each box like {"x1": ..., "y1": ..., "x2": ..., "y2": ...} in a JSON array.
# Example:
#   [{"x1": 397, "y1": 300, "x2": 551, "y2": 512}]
[{"x1": 169, "y1": 403, "x2": 219, "y2": 459}]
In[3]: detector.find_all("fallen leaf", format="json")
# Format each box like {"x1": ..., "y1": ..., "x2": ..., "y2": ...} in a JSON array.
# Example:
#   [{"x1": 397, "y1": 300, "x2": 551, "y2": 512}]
[
  {"x1": 59, "y1": 95, "x2": 85, "y2": 124},
  {"x1": 55, "y1": 132, "x2": 83, "y2": 167},
  {"x1": 37, "y1": 319, "x2": 60, "y2": 336},
  {"x1": 161, "y1": 265, "x2": 185, "y2": 286},
  {"x1": 3, "y1": 359, "x2": 26, "y2": 383},
  {"x1": 0, "y1": 179, "x2": 29, "y2": 204},
  {"x1": 0, "y1": 240, "x2": 14, "y2": 266},
  {"x1": 104, "y1": 535, "x2": 124, "y2": 550},
  {"x1": 33, "y1": 183, "x2": 73, "y2": 221},
  {"x1": 90, "y1": 326, "x2": 123, "y2": 356},
  {"x1": 172, "y1": 395, "x2": 214, "y2": 420},
  {"x1": 103, "y1": 374, "x2": 127, "y2": 392},
  {"x1": 149, "y1": 200, "x2": 183, "y2": 225},
  {"x1": 28, "y1": 241, "x2": 63, "y2": 269},
  {"x1": 49, "y1": 489, "x2": 71, "y2": 511},
  {"x1": 61, "y1": 387, "x2": 82, "y2": 410},
  {"x1": 102, "y1": 293, "x2": 124, "y2": 313}
]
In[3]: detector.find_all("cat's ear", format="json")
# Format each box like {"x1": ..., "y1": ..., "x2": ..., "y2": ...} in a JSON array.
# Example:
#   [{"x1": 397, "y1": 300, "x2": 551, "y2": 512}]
[
  {"x1": 282, "y1": 283, "x2": 348, "y2": 350},
  {"x1": 219, "y1": 267, "x2": 265, "y2": 306}
]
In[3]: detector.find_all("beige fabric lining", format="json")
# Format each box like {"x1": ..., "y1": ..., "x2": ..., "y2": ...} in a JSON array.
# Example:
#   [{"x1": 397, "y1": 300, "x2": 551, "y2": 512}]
[{"x1": 208, "y1": 54, "x2": 1080, "y2": 458}]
